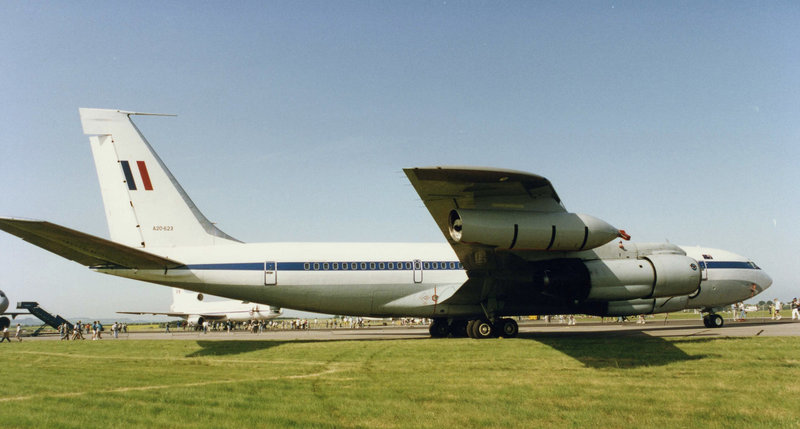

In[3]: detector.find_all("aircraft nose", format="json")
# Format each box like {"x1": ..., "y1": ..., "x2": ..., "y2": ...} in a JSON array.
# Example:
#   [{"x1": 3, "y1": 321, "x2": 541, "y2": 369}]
[{"x1": 760, "y1": 270, "x2": 773, "y2": 291}]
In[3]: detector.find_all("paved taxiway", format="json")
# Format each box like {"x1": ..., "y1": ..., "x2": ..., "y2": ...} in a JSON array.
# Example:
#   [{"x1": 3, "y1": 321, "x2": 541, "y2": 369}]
[{"x1": 20, "y1": 318, "x2": 800, "y2": 341}]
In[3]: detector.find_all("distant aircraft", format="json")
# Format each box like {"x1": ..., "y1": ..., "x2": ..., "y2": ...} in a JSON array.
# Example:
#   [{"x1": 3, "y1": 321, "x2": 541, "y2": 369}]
[
  {"x1": 0, "y1": 108, "x2": 773, "y2": 338},
  {"x1": 118, "y1": 288, "x2": 282, "y2": 326},
  {"x1": 0, "y1": 290, "x2": 28, "y2": 330}
]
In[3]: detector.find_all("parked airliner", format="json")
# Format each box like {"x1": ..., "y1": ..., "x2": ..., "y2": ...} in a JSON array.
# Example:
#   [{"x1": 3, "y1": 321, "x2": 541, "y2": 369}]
[
  {"x1": 118, "y1": 288, "x2": 282, "y2": 326},
  {"x1": 0, "y1": 290, "x2": 28, "y2": 330},
  {"x1": 0, "y1": 108, "x2": 772, "y2": 338}
]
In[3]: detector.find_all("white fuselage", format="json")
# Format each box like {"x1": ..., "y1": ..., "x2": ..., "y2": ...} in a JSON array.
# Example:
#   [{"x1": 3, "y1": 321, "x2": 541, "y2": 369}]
[{"x1": 95, "y1": 241, "x2": 771, "y2": 318}]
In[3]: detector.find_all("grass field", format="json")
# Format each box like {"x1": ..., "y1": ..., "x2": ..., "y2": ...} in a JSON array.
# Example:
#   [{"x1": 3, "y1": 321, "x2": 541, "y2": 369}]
[{"x1": 1, "y1": 334, "x2": 799, "y2": 428}]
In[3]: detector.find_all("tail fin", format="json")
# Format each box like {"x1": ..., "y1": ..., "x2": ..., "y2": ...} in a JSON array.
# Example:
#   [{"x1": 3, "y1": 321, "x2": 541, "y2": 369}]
[
  {"x1": 79, "y1": 108, "x2": 239, "y2": 248},
  {"x1": 170, "y1": 288, "x2": 204, "y2": 312}
]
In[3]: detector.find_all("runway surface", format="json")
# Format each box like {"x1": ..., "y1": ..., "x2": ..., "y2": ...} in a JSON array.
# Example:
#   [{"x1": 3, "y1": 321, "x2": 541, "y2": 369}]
[{"x1": 19, "y1": 318, "x2": 800, "y2": 341}]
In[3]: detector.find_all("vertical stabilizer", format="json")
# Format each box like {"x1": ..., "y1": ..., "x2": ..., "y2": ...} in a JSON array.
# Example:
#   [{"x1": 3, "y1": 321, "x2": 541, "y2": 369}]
[
  {"x1": 170, "y1": 288, "x2": 204, "y2": 313},
  {"x1": 79, "y1": 108, "x2": 239, "y2": 248}
]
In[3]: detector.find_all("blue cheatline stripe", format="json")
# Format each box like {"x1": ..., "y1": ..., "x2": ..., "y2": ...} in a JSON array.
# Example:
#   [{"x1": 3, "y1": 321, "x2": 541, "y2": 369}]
[
  {"x1": 183, "y1": 260, "x2": 753, "y2": 272},
  {"x1": 703, "y1": 261, "x2": 758, "y2": 270},
  {"x1": 120, "y1": 160, "x2": 136, "y2": 190},
  {"x1": 184, "y1": 261, "x2": 464, "y2": 271}
]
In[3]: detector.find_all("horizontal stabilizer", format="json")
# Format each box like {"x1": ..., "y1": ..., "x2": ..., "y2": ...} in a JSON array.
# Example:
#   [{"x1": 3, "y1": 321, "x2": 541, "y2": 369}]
[{"x1": 0, "y1": 218, "x2": 183, "y2": 269}]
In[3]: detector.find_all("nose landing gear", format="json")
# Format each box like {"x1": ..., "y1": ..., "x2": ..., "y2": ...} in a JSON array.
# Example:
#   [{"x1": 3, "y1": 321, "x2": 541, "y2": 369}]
[{"x1": 702, "y1": 313, "x2": 724, "y2": 328}]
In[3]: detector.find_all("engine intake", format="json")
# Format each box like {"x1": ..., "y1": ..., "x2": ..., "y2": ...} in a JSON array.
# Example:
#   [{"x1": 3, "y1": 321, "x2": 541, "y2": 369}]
[{"x1": 448, "y1": 209, "x2": 621, "y2": 251}]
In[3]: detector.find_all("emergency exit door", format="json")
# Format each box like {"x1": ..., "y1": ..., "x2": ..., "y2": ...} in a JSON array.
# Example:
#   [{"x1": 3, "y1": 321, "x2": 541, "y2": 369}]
[{"x1": 265, "y1": 261, "x2": 277, "y2": 285}]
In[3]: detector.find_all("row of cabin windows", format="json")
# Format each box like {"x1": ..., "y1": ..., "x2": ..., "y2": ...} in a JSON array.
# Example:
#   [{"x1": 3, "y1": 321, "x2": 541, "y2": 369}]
[{"x1": 302, "y1": 261, "x2": 463, "y2": 271}]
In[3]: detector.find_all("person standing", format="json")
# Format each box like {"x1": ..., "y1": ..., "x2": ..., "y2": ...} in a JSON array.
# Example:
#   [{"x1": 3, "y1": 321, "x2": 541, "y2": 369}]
[
  {"x1": 14, "y1": 323, "x2": 22, "y2": 342},
  {"x1": 791, "y1": 298, "x2": 799, "y2": 321},
  {"x1": 774, "y1": 298, "x2": 782, "y2": 320}
]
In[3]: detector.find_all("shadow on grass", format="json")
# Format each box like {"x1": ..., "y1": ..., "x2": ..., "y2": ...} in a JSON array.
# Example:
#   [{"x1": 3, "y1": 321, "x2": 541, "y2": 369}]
[
  {"x1": 518, "y1": 331, "x2": 708, "y2": 369},
  {"x1": 187, "y1": 340, "x2": 294, "y2": 358}
]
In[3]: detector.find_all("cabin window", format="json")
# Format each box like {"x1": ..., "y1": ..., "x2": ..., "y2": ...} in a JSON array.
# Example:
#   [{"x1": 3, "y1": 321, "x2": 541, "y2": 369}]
[
  {"x1": 360, "y1": 262, "x2": 367, "y2": 270},
  {"x1": 313, "y1": 263, "x2": 320, "y2": 270},
  {"x1": 304, "y1": 263, "x2": 310, "y2": 270}
]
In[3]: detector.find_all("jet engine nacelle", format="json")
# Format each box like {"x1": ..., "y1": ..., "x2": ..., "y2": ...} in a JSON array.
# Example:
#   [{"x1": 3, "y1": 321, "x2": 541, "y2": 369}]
[
  {"x1": 448, "y1": 209, "x2": 620, "y2": 251},
  {"x1": 586, "y1": 255, "x2": 701, "y2": 301},
  {"x1": 186, "y1": 315, "x2": 204, "y2": 327},
  {"x1": 0, "y1": 290, "x2": 9, "y2": 313}
]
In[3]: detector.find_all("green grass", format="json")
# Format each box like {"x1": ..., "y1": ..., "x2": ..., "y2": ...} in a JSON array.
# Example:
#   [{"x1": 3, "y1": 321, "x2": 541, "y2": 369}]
[{"x1": 1, "y1": 335, "x2": 799, "y2": 428}]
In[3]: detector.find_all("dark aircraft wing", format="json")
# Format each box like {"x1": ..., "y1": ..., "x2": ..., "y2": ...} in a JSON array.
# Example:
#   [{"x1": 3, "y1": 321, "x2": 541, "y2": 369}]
[{"x1": 0, "y1": 218, "x2": 183, "y2": 270}]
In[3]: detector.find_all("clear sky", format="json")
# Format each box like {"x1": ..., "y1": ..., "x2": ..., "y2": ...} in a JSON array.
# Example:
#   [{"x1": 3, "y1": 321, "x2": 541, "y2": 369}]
[{"x1": 1, "y1": 2, "x2": 798, "y2": 319}]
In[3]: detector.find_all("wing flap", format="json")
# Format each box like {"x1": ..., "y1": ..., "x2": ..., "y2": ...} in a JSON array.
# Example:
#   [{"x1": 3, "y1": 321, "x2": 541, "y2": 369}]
[{"x1": 0, "y1": 218, "x2": 183, "y2": 269}]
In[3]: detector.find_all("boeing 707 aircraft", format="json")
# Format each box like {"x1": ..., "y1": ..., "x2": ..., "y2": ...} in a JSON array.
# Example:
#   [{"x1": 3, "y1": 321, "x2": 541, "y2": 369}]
[
  {"x1": 0, "y1": 108, "x2": 772, "y2": 338},
  {"x1": 118, "y1": 288, "x2": 282, "y2": 326}
]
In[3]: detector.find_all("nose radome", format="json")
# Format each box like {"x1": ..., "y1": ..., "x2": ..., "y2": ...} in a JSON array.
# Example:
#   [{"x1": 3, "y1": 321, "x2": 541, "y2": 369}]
[{"x1": 760, "y1": 270, "x2": 773, "y2": 291}]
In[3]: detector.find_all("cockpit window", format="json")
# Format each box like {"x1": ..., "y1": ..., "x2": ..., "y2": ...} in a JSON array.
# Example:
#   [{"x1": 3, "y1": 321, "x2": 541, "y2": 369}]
[{"x1": 749, "y1": 262, "x2": 761, "y2": 270}]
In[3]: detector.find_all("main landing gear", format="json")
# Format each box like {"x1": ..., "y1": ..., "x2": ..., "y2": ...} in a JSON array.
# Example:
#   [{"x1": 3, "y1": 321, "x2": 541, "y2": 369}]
[
  {"x1": 429, "y1": 317, "x2": 519, "y2": 339},
  {"x1": 702, "y1": 313, "x2": 724, "y2": 328}
]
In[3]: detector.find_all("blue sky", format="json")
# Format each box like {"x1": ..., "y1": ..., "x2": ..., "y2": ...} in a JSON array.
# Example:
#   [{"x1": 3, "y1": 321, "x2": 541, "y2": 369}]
[{"x1": 1, "y1": 2, "x2": 798, "y2": 318}]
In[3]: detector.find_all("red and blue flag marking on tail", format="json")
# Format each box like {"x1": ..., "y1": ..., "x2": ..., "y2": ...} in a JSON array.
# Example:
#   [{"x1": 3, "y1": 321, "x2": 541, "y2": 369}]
[{"x1": 120, "y1": 160, "x2": 154, "y2": 191}]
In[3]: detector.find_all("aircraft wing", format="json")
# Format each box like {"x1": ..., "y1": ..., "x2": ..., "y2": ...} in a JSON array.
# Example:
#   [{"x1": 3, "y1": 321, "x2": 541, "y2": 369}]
[
  {"x1": 117, "y1": 311, "x2": 190, "y2": 317},
  {"x1": 404, "y1": 167, "x2": 567, "y2": 268},
  {"x1": 0, "y1": 218, "x2": 183, "y2": 269},
  {"x1": 116, "y1": 311, "x2": 229, "y2": 320}
]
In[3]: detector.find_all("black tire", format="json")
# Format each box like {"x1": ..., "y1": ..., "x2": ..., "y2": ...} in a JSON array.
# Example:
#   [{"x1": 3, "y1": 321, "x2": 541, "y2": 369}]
[
  {"x1": 473, "y1": 320, "x2": 495, "y2": 339},
  {"x1": 429, "y1": 319, "x2": 450, "y2": 338},
  {"x1": 710, "y1": 314, "x2": 724, "y2": 328},
  {"x1": 498, "y1": 318, "x2": 518, "y2": 338},
  {"x1": 466, "y1": 319, "x2": 478, "y2": 339},
  {"x1": 702, "y1": 316, "x2": 711, "y2": 328},
  {"x1": 0, "y1": 316, "x2": 9, "y2": 330},
  {"x1": 450, "y1": 320, "x2": 469, "y2": 338}
]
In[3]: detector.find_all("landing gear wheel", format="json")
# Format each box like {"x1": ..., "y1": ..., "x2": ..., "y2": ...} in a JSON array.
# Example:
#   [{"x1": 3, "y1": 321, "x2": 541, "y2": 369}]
[
  {"x1": 497, "y1": 318, "x2": 518, "y2": 338},
  {"x1": 450, "y1": 320, "x2": 469, "y2": 338},
  {"x1": 702, "y1": 316, "x2": 711, "y2": 328},
  {"x1": 710, "y1": 314, "x2": 724, "y2": 328},
  {"x1": 466, "y1": 320, "x2": 478, "y2": 339},
  {"x1": 473, "y1": 320, "x2": 495, "y2": 339},
  {"x1": 429, "y1": 319, "x2": 450, "y2": 338}
]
